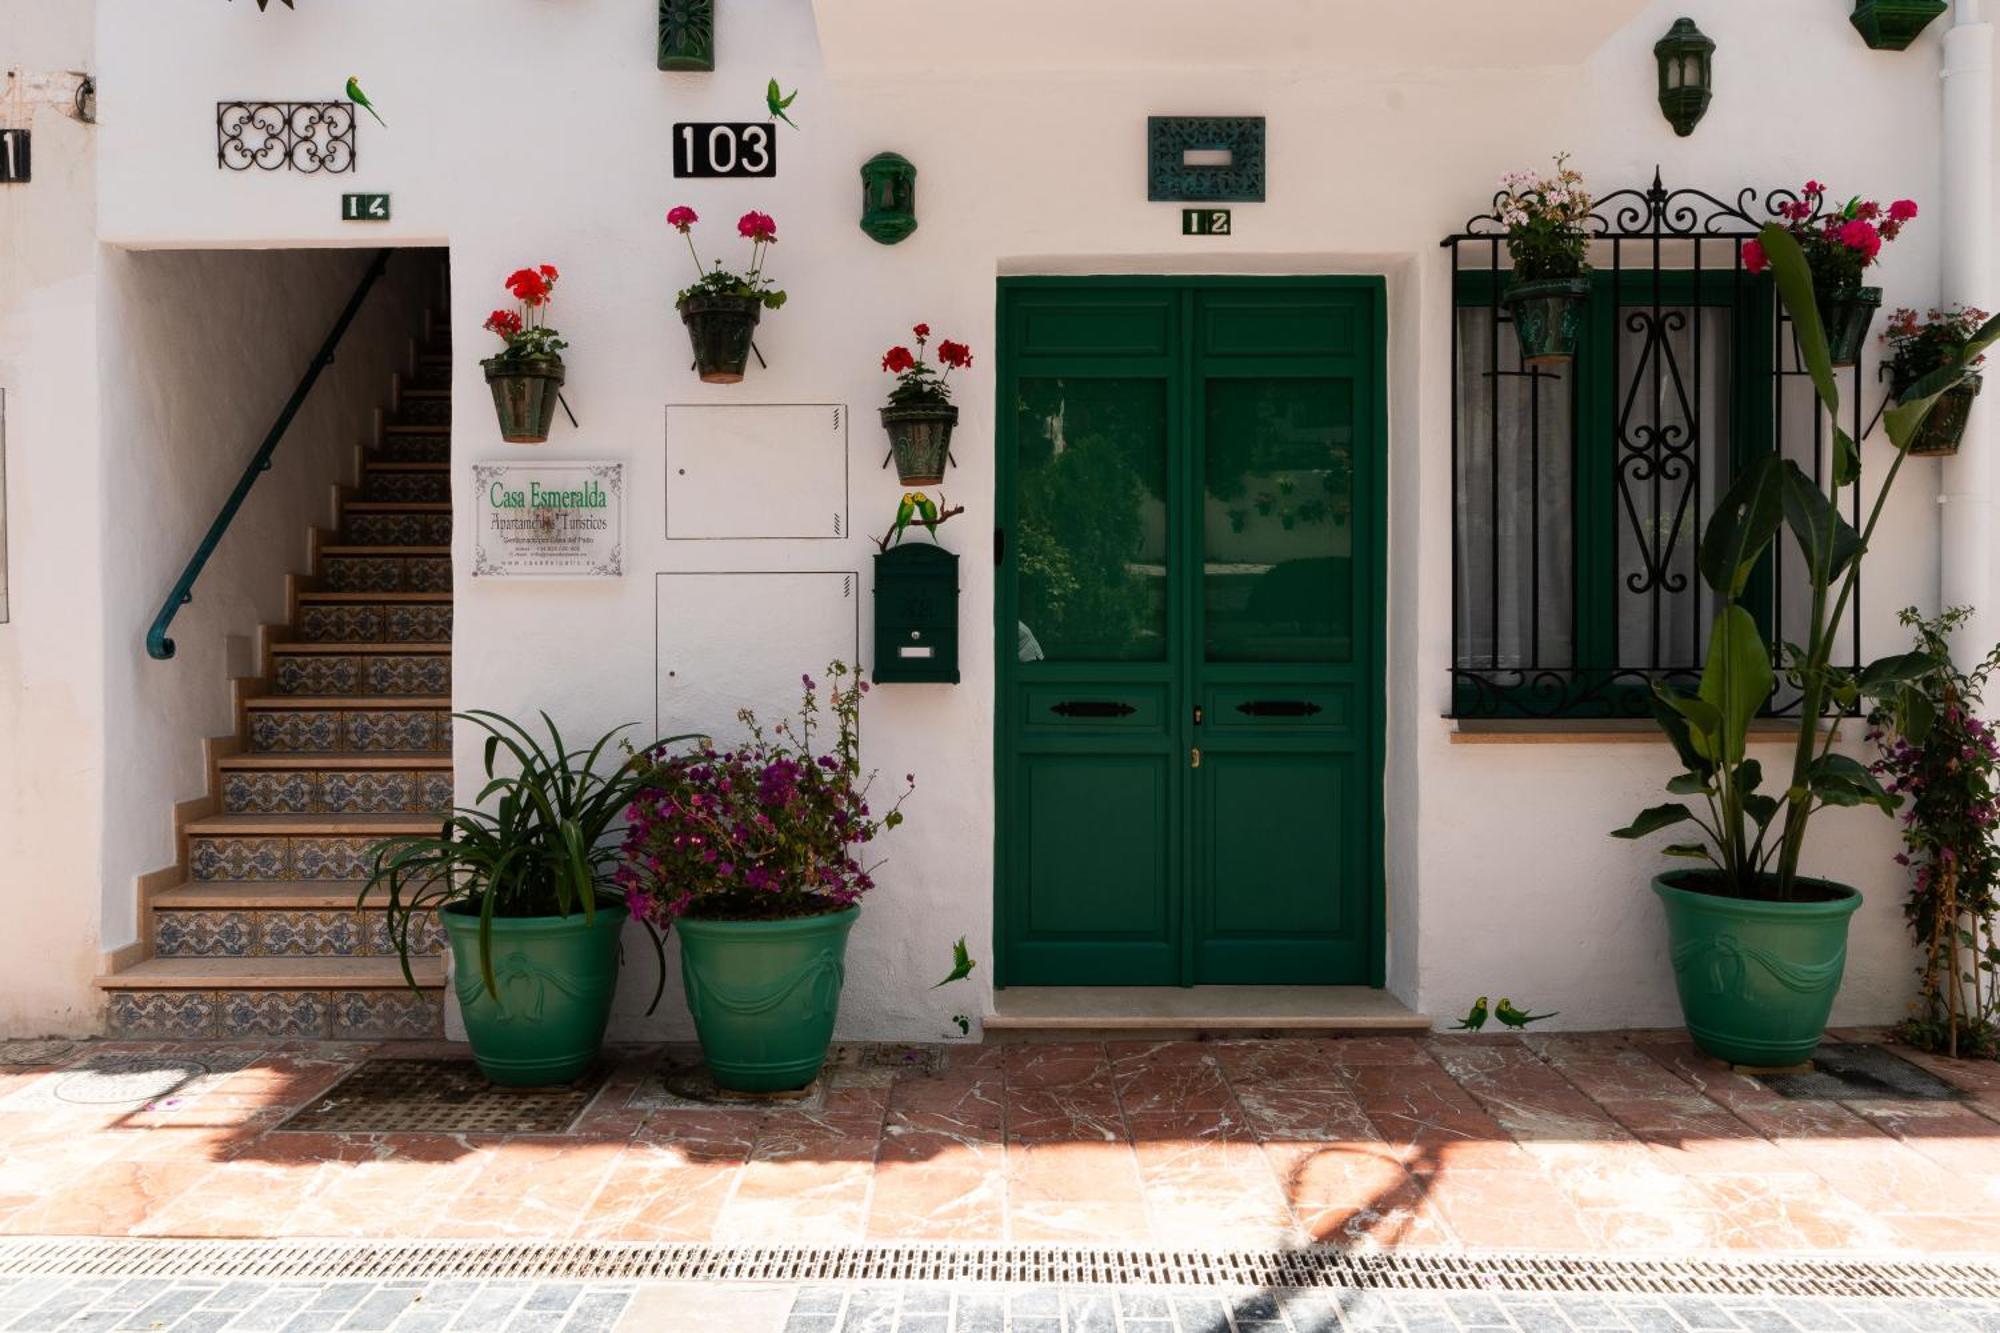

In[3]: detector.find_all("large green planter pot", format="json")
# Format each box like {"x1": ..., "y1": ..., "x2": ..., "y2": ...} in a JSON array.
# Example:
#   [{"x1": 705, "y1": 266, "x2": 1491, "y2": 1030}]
[
  {"x1": 441, "y1": 902, "x2": 627, "y2": 1087},
  {"x1": 1816, "y1": 285, "x2": 1881, "y2": 370},
  {"x1": 1503, "y1": 276, "x2": 1591, "y2": 369},
  {"x1": 482, "y1": 355, "x2": 565, "y2": 444},
  {"x1": 678, "y1": 294, "x2": 763, "y2": 384},
  {"x1": 881, "y1": 403, "x2": 958, "y2": 486},
  {"x1": 677, "y1": 907, "x2": 858, "y2": 1093},
  {"x1": 1652, "y1": 871, "x2": 1862, "y2": 1068},
  {"x1": 1903, "y1": 378, "x2": 1982, "y2": 458}
]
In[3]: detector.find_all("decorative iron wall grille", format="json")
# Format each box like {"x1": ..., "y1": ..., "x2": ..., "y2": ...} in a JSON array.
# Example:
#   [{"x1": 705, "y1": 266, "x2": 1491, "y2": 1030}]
[
  {"x1": 216, "y1": 101, "x2": 356, "y2": 174},
  {"x1": 1444, "y1": 170, "x2": 1865, "y2": 718}
]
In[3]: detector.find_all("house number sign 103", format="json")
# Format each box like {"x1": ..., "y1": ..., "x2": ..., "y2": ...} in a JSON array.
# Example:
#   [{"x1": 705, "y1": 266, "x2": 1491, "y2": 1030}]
[{"x1": 672, "y1": 123, "x2": 776, "y2": 178}]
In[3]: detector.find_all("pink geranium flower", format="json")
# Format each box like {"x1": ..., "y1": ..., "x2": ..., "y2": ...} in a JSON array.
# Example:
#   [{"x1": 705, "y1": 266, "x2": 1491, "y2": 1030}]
[
  {"x1": 738, "y1": 211, "x2": 778, "y2": 243},
  {"x1": 1890, "y1": 199, "x2": 1919, "y2": 223},
  {"x1": 1742, "y1": 238, "x2": 1768, "y2": 274},
  {"x1": 666, "y1": 205, "x2": 698, "y2": 233},
  {"x1": 1840, "y1": 219, "x2": 1883, "y2": 260}
]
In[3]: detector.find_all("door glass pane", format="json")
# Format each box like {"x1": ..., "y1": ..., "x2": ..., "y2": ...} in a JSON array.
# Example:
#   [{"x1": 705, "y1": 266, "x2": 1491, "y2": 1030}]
[
  {"x1": 1203, "y1": 376, "x2": 1353, "y2": 662},
  {"x1": 1014, "y1": 377, "x2": 1169, "y2": 662}
]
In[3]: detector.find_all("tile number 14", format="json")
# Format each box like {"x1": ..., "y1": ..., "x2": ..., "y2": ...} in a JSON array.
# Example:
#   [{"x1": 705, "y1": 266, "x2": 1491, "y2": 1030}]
[
  {"x1": 1182, "y1": 208, "x2": 1232, "y2": 236},
  {"x1": 341, "y1": 193, "x2": 391, "y2": 221}
]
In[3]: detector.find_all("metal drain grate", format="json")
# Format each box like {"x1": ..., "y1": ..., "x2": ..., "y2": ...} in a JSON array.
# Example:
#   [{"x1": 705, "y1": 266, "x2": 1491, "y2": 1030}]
[
  {"x1": 277, "y1": 1058, "x2": 605, "y2": 1134},
  {"x1": 1758, "y1": 1043, "x2": 1967, "y2": 1101},
  {"x1": 0, "y1": 1240, "x2": 1996, "y2": 1301}
]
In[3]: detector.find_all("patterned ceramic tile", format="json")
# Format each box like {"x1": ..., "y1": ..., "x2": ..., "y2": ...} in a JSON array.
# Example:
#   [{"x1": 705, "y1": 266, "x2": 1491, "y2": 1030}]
[
  {"x1": 343, "y1": 513, "x2": 453, "y2": 545},
  {"x1": 417, "y1": 771, "x2": 454, "y2": 813},
  {"x1": 189, "y1": 837, "x2": 287, "y2": 882},
  {"x1": 362, "y1": 470, "x2": 450, "y2": 502},
  {"x1": 323, "y1": 557, "x2": 409, "y2": 593},
  {"x1": 319, "y1": 770, "x2": 416, "y2": 813},
  {"x1": 222, "y1": 771, "x2": 314, "y2": 814},
  {"x1": 154, "y1": 911, "x2": 254, "y2": 958},
  {"x1": 383, "y1": 604, "x2": 452, "y2": 642},
  {"x1": 256, "y1": 910, "x2": 365, "y2": 957},
  {"x1": 274, "y1": 655, "x2": 360, "y2": 694},
  {"x1": 363, "y1": 912, "x2": 446, "y2": 958},
  {"x1": 221, "y1": 990, "x2": 330, "y2": 1039},
  {"x1": 330, "y1": 988, "x2": 443, "y2": 1039},
  {"x1": 366, "y1": 655, "x2": 449, "y2": 695},
  {"x1": 393, "y1": 394, "x2": 452, "y2": 426},
  {"x1": 345, "y1": 709, "x2": 447, "y2": 752},
  {"x1": 291, "y1": 836, "x2": 382, "y2": 881},
  {"x1": 296, "y1": 604, "x2": 383, "y2": 642},
  {"x1": 405, "y1": 558, "x2": 452, "y2": 593},
  {"x1": 107, "y1": 991, "x2": 217, "y2": 1038},
  {"x1": 248, "y1": 711, "x2": 341, "y2": 753},
  {"x1": 379, "y1": 435, "x2": 450, "y2": 463}
]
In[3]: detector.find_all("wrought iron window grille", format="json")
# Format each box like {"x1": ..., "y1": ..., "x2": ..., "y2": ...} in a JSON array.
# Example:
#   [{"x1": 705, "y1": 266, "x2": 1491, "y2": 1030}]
[
  {"x1": 216, "y1": 101, "x2": 356, "y2": 174},
  {"x1": 1444, "y1": 169, "x2": 1866, "y2": 719}
]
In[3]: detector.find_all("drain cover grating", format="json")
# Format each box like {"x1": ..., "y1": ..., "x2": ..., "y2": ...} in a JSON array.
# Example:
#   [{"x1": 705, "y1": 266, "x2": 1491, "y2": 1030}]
[
  {"x1": 0, "y1": 1039, "x2": 76, "y2": 1067},
  {"x1": 0, "y1": 1239, "x2": 1996, "y2": 1301},
  {"x1": 1759, "y1": 1043, "x2": 1967, "y2": 1101},
  {"x1": 278, "y1": 1058, "x2": 605, "y2": 1134}
]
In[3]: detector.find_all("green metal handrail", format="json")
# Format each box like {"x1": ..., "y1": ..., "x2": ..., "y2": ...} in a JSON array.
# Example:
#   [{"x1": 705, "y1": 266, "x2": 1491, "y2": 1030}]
[{"x1": 146, "y1": 248, "x2": 395, "y2": 660}]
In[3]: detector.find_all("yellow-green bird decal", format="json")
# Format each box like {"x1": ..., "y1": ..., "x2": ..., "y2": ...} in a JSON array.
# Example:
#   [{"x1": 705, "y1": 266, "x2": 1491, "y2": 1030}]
[
  {"x1": 914, "y1": 493, "x2": 939, "y2": 540},
  {"x1": 766, "y1": 78, "x2": 799, "y2": 130},
  {"x1": 345, "y1": 76, "x2": 386, "y2": 128},
  {"x1": 933, "y1": 937, "x2": 975, "y2": 989},
  {"x1": 1495, "y1": 998, "x2": 1557, "y2": 1029},
  {"x1": 891, "y1": 492, "x2": 916, "y2": 547},
  {"x1": 1450, "y1": 996, "x2": 1489, "y2": 1032}
]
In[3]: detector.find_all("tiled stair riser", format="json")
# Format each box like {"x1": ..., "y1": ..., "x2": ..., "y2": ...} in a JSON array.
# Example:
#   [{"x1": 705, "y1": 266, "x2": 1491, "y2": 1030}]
[
  {"x1": 376, "y1": 434, "x2": 450, "y2": 462},
  {"x1": 272, "y1": 653, "x2": 451, "y2": 696},
  {"x1": 321, "y1": 555, "x2": 452, "y2": 594},
  {"x1": 155, "y1": 909, "x2": 447, "y2": 958},
  {"x1": 107, "y1": 988, "x2": 441, "y2": 1040},
  {"x1": 361, "y1": 470, "x2": 450, "y2": 503},
  {"x1": 188, "y1": 833, "x2": 405, "y2": 882},
  {"x1": 392, "y1": 394, "x2": 452, "y2": 426},
  {"x1": 342, "y1": 513, "x2": 453, "y2": 545},
  {"x1": 295, "y1": 603, "x2": 453, "y2": 644},
  {"x1": 221, "y1": 767, "x2": 452, "y2": 815},
  {"x1": 246, "y1": 708, "x2": 451, "y2": 753}
]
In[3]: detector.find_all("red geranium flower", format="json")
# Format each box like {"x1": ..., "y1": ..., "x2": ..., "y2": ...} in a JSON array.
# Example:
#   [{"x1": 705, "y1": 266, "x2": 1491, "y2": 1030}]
[
  {"x1": 912, "y1": 323, "x2": 930, "y2": 339},
  {"x1": 1840, "y1": 219, "x2": 1883, "y2": 260},
  {"x1": 505, "y1": 267, "x2": 551, "y2": 305},
  {"x1": 484, "y1": 308, "x2": 523, "y2": 338},
  {"x1": 1890, "y1": 199, "x2": 1919, "y2": 223},
  {"x1": 667, "y1": 205, "x2": 698, "y2": 232},
  {"x1": 882, "y1": 346, "x2": 916, "y2": 374},
  {"x1": 737, "y1": 211, "x2": 778, "y2": 243},
  {"x1": 539, "y1": 263, "x2": 559, "y2": 281},
  {"x1": 1742, "y1": 238, "x2": 1768, "y2": 275},
  {"x1": 936, "y1": 339, "x2": 973, "y2": 370}
]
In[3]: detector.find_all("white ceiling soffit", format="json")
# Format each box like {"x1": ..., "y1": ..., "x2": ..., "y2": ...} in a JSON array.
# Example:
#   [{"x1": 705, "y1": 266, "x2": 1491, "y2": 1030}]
[{"x1": 810, "y1": 0, "x2": 1653, "y2": 75}]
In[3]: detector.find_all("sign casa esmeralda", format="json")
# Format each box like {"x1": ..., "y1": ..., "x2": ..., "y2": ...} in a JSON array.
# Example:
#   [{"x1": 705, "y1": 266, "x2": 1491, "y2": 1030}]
[{"x1": 472, "y1": 462, "x2": 624, "y2": 577}]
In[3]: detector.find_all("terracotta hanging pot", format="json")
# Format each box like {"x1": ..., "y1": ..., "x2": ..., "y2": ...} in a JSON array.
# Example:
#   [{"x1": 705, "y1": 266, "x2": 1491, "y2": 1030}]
[
  {"x1": 482, "y1": 354, "x2": 565, "y2": 445},
  {"x1": 881, "y1": 403, "x2": 958, "y2": 486},
  {"x1": 1503, "y1": 275, "x2": 1591, "y2": 369},
  {"x1": 678, "y1": 294, "x2": 764, "y2": 384}
]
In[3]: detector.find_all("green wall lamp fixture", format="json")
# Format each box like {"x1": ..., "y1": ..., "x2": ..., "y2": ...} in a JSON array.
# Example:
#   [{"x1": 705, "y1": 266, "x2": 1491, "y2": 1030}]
[
  {"x1": 860, "y1": 152, "x2": 918, "y2": 245},
  {"x1": 659, "y1": 0, "x2": 715, "y2": 72},
  {"x1": 1850, "y1": 0, "x2": 1948, "y2": 50},
  {"x1": 1654, "y1": 18, "x2": 1714, "y2": 138}
]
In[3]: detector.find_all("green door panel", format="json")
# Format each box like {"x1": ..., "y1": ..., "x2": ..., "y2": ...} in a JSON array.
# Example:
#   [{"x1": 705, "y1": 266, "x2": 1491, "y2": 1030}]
[{"x1": 997, "y1": 277, "x2": 1385, "y2": 988}]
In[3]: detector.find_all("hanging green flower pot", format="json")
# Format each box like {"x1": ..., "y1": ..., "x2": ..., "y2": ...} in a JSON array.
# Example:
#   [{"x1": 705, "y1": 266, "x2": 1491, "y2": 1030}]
[
  {"x1": 1503, "y1": 276, "x2": 1591, "y2": 369},
  {"x1": 1653, "y1": 871, "x2": 1861, "y2": 1068},
  {"x1": 881, "y1": 403, "x2": 958, "y2": 487},
  {"x1": 676, "y1": 907, "x2": 858, "y2": 1093},
  {"x1": 678, "y1": 294, "x2": 764, "y2": 384},
  {"x1": 482, "y1": 354, "x2": 565, "y2": 444},
  {"x1": 1817, "y1": 285, "x2": 1882, "y2": 369},
  {"x1": 1904, "y1": 379, "x2": 1982, "y2": 457},
  {"x1": 441, "y1": 902, "x2": 628, "y2": 1087}
]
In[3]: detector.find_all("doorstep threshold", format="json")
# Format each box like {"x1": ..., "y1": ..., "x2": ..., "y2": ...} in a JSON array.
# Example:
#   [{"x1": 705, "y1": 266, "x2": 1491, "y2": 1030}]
[{"x1": 986, "y1": 985, "x2": 1428, "y2": 1035}]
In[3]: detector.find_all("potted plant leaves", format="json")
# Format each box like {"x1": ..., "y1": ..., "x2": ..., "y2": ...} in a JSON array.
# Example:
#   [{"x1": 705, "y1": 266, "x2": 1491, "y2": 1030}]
[
  {"x1": 1612, "y1": 221, "x2": 2000, "y2": 1069},
  {"x1": 880, "y1": 323, "x2": 973, "y2": 487},
  {"x1": 479, "y1": 265, "x2": 568, "y2": 444},
  {"x1": 1884, "y1": 305, "x2": 1989, "y2": 457},
  {"x1": 668, "y1": 205, "x2": 787, "y2": 384},
  {"x1": 1744, "y1": 182, "x2": 1918, "y2": 368},
  {"x1": 1497, "y1": 154, "x2": 1593, "y2": 368},
  {"x1": 365, "y1": 711, "x2": 697, "y2": 1086},
  {"x1": 622, "y1": 663, "x2": 913, "y2": 1093}
]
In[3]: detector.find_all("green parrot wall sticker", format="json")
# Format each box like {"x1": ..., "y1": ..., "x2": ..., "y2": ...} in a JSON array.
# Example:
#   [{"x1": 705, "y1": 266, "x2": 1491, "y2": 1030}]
[
  {"x1": 1495, "y1": 998, "x2": 1557, "y2": 1029},
  {"x1": 766, "y1": 78, "x2": 799, "y2": 130},
  {"x1": 1450, "y1": 997, "x2": 1489, "y2": 1032},
  {"x1": 934, "y1": 938, "x2": 975, "y2": 989},
  {"x1": 345, "y1": 77, "x2": 386, "y2": 128}
]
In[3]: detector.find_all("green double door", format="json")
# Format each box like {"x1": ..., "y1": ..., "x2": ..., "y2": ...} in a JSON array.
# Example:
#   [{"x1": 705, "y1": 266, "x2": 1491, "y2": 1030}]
[{"x1": 996, "y1": 278, "x2": 1385, "y2": 987}]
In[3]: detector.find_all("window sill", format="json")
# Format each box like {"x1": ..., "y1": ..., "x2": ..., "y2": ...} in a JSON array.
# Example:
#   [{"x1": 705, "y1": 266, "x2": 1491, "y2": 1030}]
[{"x1": 1448, "y1": 719, "x2": 1837, "y2": 745}]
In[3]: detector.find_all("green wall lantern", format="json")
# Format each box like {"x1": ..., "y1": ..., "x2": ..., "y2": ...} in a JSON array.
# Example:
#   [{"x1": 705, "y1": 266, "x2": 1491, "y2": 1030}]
[
  {"x1": 658, "y1": 0, "x2": 714, "y2": 72},
  {"x1": 1654, "y1": 18, "x2": 1714, "y2": 138},
  {"x1": 1850, "y1": 0, "x2": 1948, "y2": 50},
  {"x1": 859, "y1": 152, "x2": 918, "y2": 245}
]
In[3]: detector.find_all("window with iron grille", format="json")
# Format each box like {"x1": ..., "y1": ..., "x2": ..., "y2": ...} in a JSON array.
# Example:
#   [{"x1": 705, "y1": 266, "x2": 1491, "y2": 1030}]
[{"x1": 1445, "y1": 172, "x2": 1866, "y2": 718}]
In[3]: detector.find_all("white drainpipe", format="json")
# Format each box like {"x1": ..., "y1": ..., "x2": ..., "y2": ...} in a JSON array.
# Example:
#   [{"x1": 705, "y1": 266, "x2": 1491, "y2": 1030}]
[{"x1": 1940, "y1": 0, "x2": 1994, "y2": 660}]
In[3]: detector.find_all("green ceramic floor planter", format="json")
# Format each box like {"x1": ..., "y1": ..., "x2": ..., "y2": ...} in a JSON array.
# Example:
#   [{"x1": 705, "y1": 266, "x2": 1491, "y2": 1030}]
[
  {"x1": 1652, "y1": 871, "x2": 1862, "y2": 1068},
  {"x1": 677, "y1": 907, "x2": 859, "y2": 1093},
  {"x1": 482, "y1": 355, "x2": 565, "y2": 444},
  {"x1": 441, "y1": 902, "x2": 628, "y2": 1087},
  {"x1": 1503, "y1": 276, "x2": 1590, "y2": 369}
]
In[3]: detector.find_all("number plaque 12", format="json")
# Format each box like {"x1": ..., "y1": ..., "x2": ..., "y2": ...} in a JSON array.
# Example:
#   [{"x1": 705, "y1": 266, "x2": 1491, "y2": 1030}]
[{"x1": 672, "y1": 123, "x2": 776, "y2": 179}]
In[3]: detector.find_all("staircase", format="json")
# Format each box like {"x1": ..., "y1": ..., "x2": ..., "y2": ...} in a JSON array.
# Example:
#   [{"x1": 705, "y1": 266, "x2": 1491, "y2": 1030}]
[{"x1": 100, "y1": 312, "x2": 456, "y2": 1040}]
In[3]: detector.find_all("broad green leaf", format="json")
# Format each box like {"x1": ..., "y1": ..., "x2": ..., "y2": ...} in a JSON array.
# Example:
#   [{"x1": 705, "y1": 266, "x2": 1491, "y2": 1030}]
[
  {"x1": 1900, "y1": 685, "x2": 1937, "y2": 744},
  {"x1": 1831, "y1": 427, "x2": 1858, "y2": 489},
  {"x1": 1778, "y1": 460, "x2": 1860, "y2": 582},
  {"x1": 1736, "y1": 758, "x2": 1764, "y2": 793},
  {"x1": 1667, "y1": 771, "x2": 1711, "y2": 796},
  {"x1": 1662, "y1": 843, "x2": 1716, "y2": 861},
  {"x1": 1858, "y1": 650, "x2": 1935, "y2": 693},
  {"x1": 1698, "y1": 606, "x2": 1772, "y2": 767},
  {"x1": 1649, "y1": 685, "x2": 1715, "y2": 777},
  {"x1": 1657, "y1": 685, "x2": 1725, "y2": 763},
  {"x1": 1744, "y1": 793, "x2": 1781, "y2": 828},
  {"x1": 1612, "y1": 802, "x2": 1696, "y2": 839},
  {"x1": 1808, "y1": 752, "x2": 1896, "y2": 812},
  {"x1": 1698, "y1": 456, "x2": 1786, "y2": 598},
  {"x1": 1759, "y1": 224, "x2": 1840, "y2": 418}
]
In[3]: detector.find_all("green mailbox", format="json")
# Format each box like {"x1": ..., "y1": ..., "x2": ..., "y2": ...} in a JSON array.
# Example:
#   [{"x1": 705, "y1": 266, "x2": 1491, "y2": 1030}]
[{"x1": 873, "y1": 543, "x2": 960, "y2": 684}]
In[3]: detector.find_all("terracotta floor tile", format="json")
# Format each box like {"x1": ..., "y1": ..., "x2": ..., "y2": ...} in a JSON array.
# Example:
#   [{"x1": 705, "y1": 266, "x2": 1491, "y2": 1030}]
[
  {"x1": 134, "y1": 1157, "x2": 329, "y2": 1237},
  {"x1": 1686, "y1": 1171, "x2": 1902, "y2": 1252},
  {"x1": 1419, "y1": 1168, "x2": 1594, "y2": 1251},
  {"x1": 867, "y1": 1133, "x2": 1005, "y2": 1242},
  {"x1": 1325, "y1": 1036, "x2": 1438, "y2": 1066},
  {"x1": 1004, "y1": 1139, "x2": 1150, "y2": 1245},
  {"x1": 717, "y1": 1156, "x2": 873, "y2": 1245},
  {"x1": 635, "y1": 1110, "x2": 763, "y2": 1162},
  {"x1": 1233, "y1": 1086, "x2": 1378, "y2": 1142},
  {"x1": 0, "y1": 1155, "x2": 211, "y2": 1235},
  {"x1": 1004, "y1": 1042, "x2": 1112, "y2": 1089},
  {"x1": 427, "y1": 1138, "x2": 623, "y2": 1239},
  {"x1": 888, "y1": 1070, "x2": 1004, "y2": 1127},
  {"x1": 287, "y1": 1136, "x2": 495, "y2": 1237},
  {"x1": 1114, "y1": 1061, "x2": 1239, "y2": 1115},
  {"x1": 1267, "y1": 1140, "x2": 1447, "y2": 1248},
  {"x1": 573, "y1": 1147, "x2": 741, "y2": 1242},
  {"x1": 1209, "y1": 1038, "x2": 1350, "y2": 1091},
  {"x1": 1005, "y1": 1086, "x2": 1125, "y2": 1143}
]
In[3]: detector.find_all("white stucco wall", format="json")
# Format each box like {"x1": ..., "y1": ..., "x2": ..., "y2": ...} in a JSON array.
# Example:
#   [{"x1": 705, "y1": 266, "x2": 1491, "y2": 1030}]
[{"x1": 76, "y1": 0, "x2": 1983, "y2": 1036}]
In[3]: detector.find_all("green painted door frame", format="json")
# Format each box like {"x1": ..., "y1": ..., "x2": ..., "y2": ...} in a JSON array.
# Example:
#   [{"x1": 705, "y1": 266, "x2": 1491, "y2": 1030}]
[{"x1": 993, "y1": 276, "x2": 1388, "y2": 988}]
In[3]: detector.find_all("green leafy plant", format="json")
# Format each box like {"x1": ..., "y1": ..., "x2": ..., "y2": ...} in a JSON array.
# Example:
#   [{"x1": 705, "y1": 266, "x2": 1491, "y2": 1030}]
[
  {"x1": 1612, "y1": 222, "x2": 2000, "y2": 900},
  {"x1": 1884, "y1": 305, "x2": 1990, "y2": 395},
  {"x1": 1498, "y1": 153, "x2": 1593, "y2": 282},
  {"x1": 666, "y1": 206, "x2": 787, "y2": 310},
  {"x1": 1871, "y1": 608, "x2": 2000, "y2": 1058},
  {"x1": 882, "y1": 324, "x2": 974, "y2": 408},
  {"x1": 364, "y1": 711, "x2": 701, "y2": 1008},
  {"x1": 480, "y1": 265, "x2": 569, "y2": 368}
]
